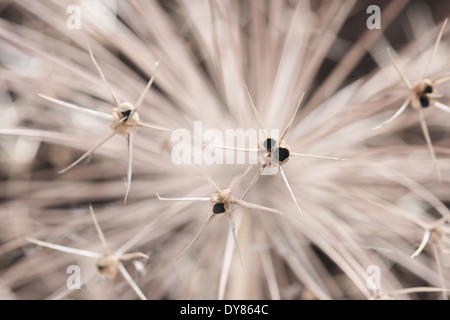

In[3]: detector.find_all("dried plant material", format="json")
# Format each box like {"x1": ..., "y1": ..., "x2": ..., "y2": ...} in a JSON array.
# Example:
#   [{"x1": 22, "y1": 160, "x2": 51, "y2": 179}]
[
  {"x1": 157, "y1": 165, "x2": 281, "y2": 264},
  {"x1": 411, "y1": 213, "x2": 450, "y2": 259},
  {"x1": 373, "y1": 19, "x2": 450, "y2": 181},
  {"x1": 1, "y1": 1, "x2": 450, "y2": 300},
  {"x1": 371, "y1": 287, "x2": 450, "y2": 300},
  {"x1": 26, "y1": 205, "x2": 148, "y2": 300},
  {"x1": 39, "y1": 45, "x2": 171, "y2": 203},
  {"x1": 211, "y1": 86, "x2": 345, "y2": 215}
]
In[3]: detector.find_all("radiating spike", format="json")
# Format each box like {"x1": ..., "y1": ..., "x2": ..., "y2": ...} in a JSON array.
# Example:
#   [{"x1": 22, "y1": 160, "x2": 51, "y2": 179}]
[
  {"x1": 411, "y1": 230, "x2": 431, "y2": 259},
  {"x1": 279, "y1": 167, "x2": 302, "y2": 215},
  {"x1": 227, "y1": 215, "x2": 243, "y2": 266},
  {"x1": 417, "y1": 108, "x2": 441, "y2": 182},
  {"x1": 176, "y1": 214, "x2": 216, "y2": 260},
  {"x1": 155, "y1": 193, "x2": 210, "y2": 201},
  {"x1": 290, "y1": 152, "x2": 346, "y2": 161},
  {"x1": 234, "y1": 199, "x2": 282, "y2": 215},
  {"x1": 89, "y1": 204, "x2": 111, "y2": 254},
  {"x1": 420, "y1": 18, "x2": 448, "y2": 79},
  {"x1": 58, "y1": 131, "x2": 116, "y2": 174},
  {"x1": 87, "y1": 43, "x2": 122, "y2": 108},
  {"x1": 196, "y1": 165, "x2": 222, "y2": 193},
  {"x1": 138, "y1": 122, "x2": 172, "y2": 132},
  {"x1": 26, "y1": 237, "x2": 102, "y2": 259},
  {"x1": 118, "y1": 263, "x2": 147, "y2": 300},
  {"x1": 38, "y1": 94, "x2": 113, "y2": 121},
  {"x1": 124, "y1": 133, "x2": 133, "y2": 204},
  {"x1": 372, "y1": 97, "x2": 410, "y2": 130},
  {"x1": 244, "y1": 84, "x2": 266, "y2": 132},
  {"x1": 229, "y1": 165, "x2": 253, "y2": 193},
  {"x1": 134, "y1": 56, "x2": 161, "y2": 111},
  {"x1": 280, "y1": 92, "x2": 305, "y2": 142},
  {"x1": 387, "y1": 47, "x2": 412, "y2": 90}
]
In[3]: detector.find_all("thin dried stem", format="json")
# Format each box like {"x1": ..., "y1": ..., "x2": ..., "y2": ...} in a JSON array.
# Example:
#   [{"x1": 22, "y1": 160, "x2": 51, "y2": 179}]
[
  {"x1": 58, "y1": 131, "x2": 116, "y2": 174},
  {"x1": 234, "y1": 199, "x2": 283, "y2": 215},
  {"x1": 279, "y1": 167, "x2": 302, "y2": 215},
  {"x1": 227, "y1": 214, "x2": 243, "y2": 266},
  {"x1": 279, "y1": 92, "x2": 304, "y2": 142},
  {"x1": 87, "y1": 43, "x2": 122, "y2": 108},
  {"x1": 411, "y1": 229, "x2": 431, "y2": 259},
  {"x1": 134, "y1": 57, "x2": 161, "y2": 110},
  {"x1": 176, "y1": 214, "x2": 216, "y2": 260},
  {"x1": 25, "y1": 237, "x2": 102, "y2": 259},
  {"x1": 417, "y1": 108, "x2": 441, "y2": 182},
  {"x1": 372, "y1": 97, "x2": 410, "y2": 130},
  {"x1": 387, "y1": 47, "x2": 412, "y2": 90},
  {"x1": 420, "y1": 18, "x2": 448, "y2": 79},
  {"x1": 37, "y1": 94, "x2": 113, "y2": 121},
  {"x1": 118, "y1": 263, "x2": 147, "y2": 300},
  {"x1": 244, "y1": 84, "x2": 266, "y2": 132},
  {"x1": 156, "y1": 193, "x2": 210, "y2": 201},
  {"x1": 196, "y1": 165, "x2": 222, "y2": 193},
  {"x1": 137, "y1": 122, "x2": 173, "y2": 132},
  {"x1": 290, "y1": 153, "x2": 346, "y2": 161},
  {"x1": 229, "y1": 165, "x2": 252, "y2": 192},
  {"x1": 434, "y1": 101, "x2": 450, "y2": 113},
  {"x1": 89, "y1": 204, "x2": 110, "y2": 254},
  {"x1": 124, "y1": 133, "x2": 133, "y2": 204}
]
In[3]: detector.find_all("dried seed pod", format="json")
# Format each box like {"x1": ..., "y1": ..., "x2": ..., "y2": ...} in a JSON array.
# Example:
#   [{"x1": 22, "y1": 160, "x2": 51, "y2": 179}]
[
  {"x1": 96, "y1": 254, "x2": 120, "y2": 280},
  {"x1": 25, "y1": 205, "x2": 149, "y2": 300},
  {"x1": 373, "y1": 19, "x2": 450, "y2": 181},
  {"x1": 157, "y1": 166, "x2": 282, "y2": 263}
]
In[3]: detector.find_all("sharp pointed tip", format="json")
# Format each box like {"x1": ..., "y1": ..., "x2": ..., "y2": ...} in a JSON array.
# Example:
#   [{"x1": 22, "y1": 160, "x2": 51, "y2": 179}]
[
  {"x1": 124, "y1": 190, "x2": 130, "y2": 205},
  {"x1": 124, "y1": 190, "x2": 131, "y2": 204}
]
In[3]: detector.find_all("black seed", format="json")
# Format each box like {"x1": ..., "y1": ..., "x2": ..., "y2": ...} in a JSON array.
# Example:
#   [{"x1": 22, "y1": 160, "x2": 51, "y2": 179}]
[
  {"x1": 121, "y1": 110, "x2": 132, "y2": 120},
  {"x1": 423, "y1": 85, "x2": 433, "y2": 94},
  {"x1": 263, "y1": 138, "x2": 276, "y2": 151},
  {"x1": 420, "y1": 96, "x2": 430, "y2": 108},
  {"x1": 274, "y1": 147, "x2": 290, "y2": 162},
  {"x1": 213, "y1": 203, "x2": 226, "y2": 214}
]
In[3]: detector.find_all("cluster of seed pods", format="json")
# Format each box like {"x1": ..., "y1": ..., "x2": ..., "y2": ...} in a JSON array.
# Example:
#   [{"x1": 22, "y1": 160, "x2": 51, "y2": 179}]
[{"x1": 26, "y1": 18, "x2": 450, "y2": 300}]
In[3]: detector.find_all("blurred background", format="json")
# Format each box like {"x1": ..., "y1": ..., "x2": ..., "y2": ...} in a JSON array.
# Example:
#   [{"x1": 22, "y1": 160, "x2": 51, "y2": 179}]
[{"x1": 1, "y1": 0, "x2": 450, "y2": 300}]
